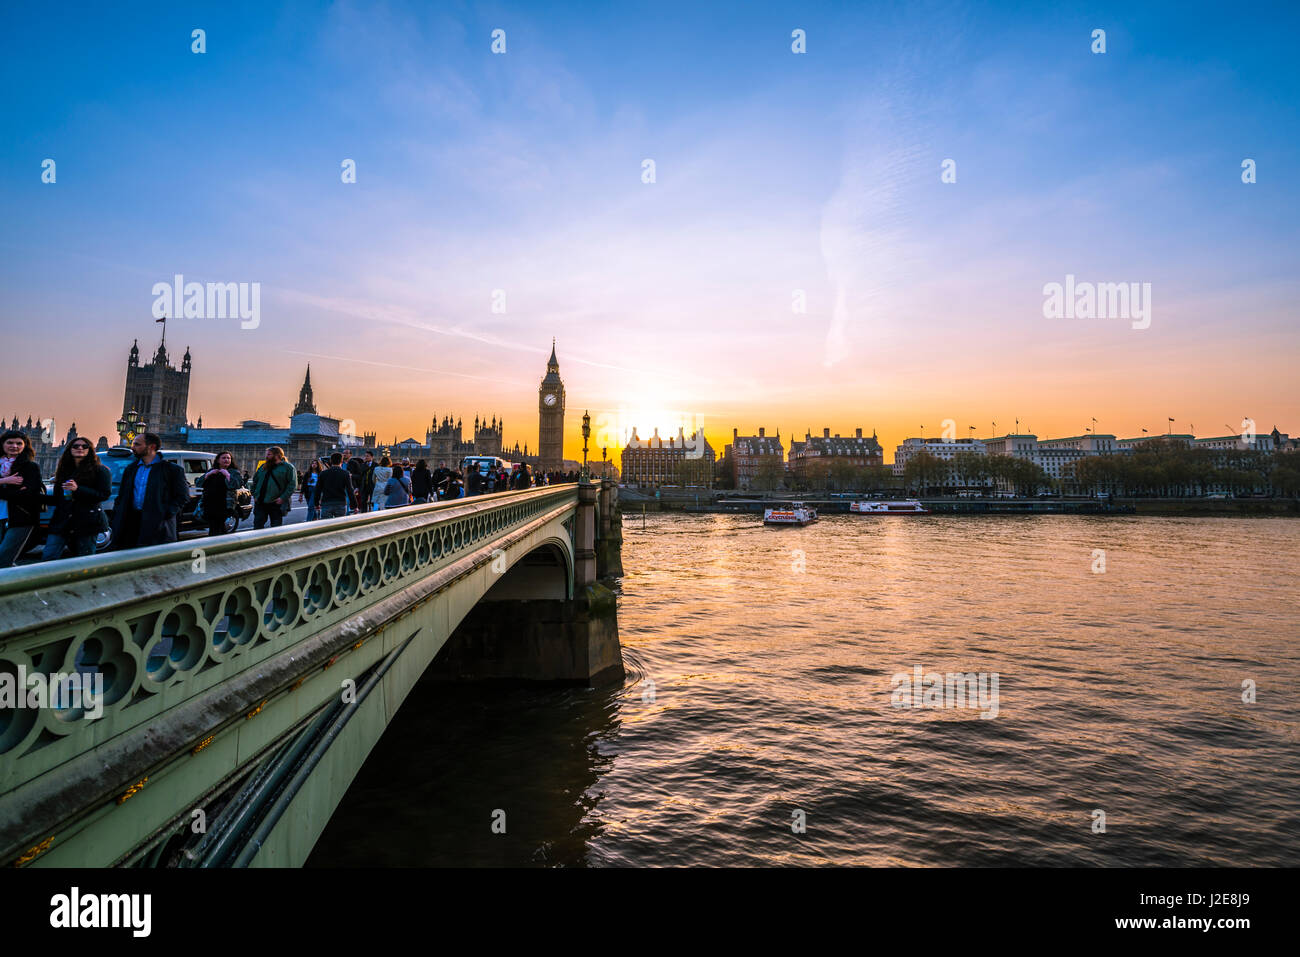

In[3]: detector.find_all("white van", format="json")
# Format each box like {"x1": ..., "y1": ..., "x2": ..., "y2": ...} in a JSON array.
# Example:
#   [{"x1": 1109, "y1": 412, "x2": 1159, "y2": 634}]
[{"x1": 460, "y1": 455, "x2": 512, "y2": 478}]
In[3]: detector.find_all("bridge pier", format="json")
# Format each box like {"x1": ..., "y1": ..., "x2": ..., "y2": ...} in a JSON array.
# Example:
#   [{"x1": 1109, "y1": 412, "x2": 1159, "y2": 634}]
[
  {"x1": 425, "y1": 583, "x2": 623, "y2": 686},
  {"x1": 597, "y1": 477, "x2": 624, "y2": 580},
  {"x1": 575, "y1": 480, "x2": 599, "y2": 588}
]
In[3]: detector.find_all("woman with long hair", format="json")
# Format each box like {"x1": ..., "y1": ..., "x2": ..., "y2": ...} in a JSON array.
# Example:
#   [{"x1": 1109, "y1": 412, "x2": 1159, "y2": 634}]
[
  {"x1": 198, "y1": 451, "x2": 244, "y2": 536},
  {"x1": 0, "y1": 429, "x2": 44, "y2": 567},
  {"x1": 41, "y1": 438, "x2": 112, "y2": 560},
  {"x1": 384, "y1": 464, "x2": 413, "y2": 508},
  {"x1": 301, "y1": 458, "x2": 323, "y2": 520},
  {"x1": 370, "y1": 456, "x2": 393, "y2": 511}
]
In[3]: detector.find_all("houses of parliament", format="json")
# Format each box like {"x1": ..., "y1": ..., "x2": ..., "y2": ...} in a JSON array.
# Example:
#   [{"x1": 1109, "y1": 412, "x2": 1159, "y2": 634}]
[{"x1": 4, "y1": 333, "x2": 569, "y2": 474}]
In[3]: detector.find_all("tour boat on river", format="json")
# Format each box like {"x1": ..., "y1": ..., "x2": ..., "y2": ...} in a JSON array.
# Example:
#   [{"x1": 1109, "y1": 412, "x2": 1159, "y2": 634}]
[
  {"x1": 763, "y1": 502, "x2": 818, "y2": 526},
  {"x1": 849, "y1": 500, "x2": 931, "y2": 514}
]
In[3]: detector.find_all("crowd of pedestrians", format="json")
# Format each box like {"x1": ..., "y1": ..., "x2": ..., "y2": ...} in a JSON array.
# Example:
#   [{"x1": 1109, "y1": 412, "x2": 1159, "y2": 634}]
[
  {"x1": 0, "y1": 430, "x2": 582, "y2": 569},
  {"x1": 296, "y1": 453, "x2": 569, "y2": 513}
]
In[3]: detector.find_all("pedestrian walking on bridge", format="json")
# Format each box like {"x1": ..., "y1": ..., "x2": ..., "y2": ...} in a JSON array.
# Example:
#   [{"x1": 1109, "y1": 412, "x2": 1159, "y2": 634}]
[{"x1": 251, "y1": 446, "x2": 297, "y2": 529}]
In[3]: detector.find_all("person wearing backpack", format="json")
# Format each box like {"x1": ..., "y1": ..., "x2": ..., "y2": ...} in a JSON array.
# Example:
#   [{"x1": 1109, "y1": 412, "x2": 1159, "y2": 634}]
[
  {"x1": 251, "y1": 446, "x2": 297, "y2": 529},
  {"x1": 384, "y1": 464, "x2": 413, "y2": 508}
]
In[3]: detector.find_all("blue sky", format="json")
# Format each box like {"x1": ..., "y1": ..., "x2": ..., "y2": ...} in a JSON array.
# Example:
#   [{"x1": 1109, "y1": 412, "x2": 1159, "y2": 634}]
[{"x1": 2, "y1": 0, "x2": 1297, "y2": 454}]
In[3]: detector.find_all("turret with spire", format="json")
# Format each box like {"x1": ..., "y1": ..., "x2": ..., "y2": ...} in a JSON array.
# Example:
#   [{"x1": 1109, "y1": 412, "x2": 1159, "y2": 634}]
[{"x1": 292, "y1": 365, "x2": 317, "y2": 416}]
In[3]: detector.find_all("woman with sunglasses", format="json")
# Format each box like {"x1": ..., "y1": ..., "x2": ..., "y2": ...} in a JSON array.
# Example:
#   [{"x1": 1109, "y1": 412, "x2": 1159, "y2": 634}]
[
  {"x1": 0, "y1": 429, "x2": 45, "y2": 567},
  {"x1": 42, "y1": 438, "x2": 112, "y2": 560}
]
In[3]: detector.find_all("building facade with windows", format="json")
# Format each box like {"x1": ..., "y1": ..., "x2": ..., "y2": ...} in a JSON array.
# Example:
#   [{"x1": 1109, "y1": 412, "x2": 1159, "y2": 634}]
[
  {"x1": 620, "y1": 426, "x2": 713, "y2": 486},
  {"x1": 891, "y1": 436, "x2": 986, "y2": 477},
  {"x1": 1192, "y1": 434, "x2": 1276, "y2": 453},
  {"x1": 792, "y1": 427, "x2": 884, "y2": 483},
  {"x1": 1117, "y1": 434, "x2": 1194, "y2": 452},
  {"x1": 724, "y1": 427, "x2": 784, "y2": 490}
]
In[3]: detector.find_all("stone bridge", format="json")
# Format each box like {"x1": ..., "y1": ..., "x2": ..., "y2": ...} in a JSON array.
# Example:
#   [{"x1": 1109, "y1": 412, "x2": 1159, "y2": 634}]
[{"x1": 0, "y1": 481, "x2": 624, "y2": 867}]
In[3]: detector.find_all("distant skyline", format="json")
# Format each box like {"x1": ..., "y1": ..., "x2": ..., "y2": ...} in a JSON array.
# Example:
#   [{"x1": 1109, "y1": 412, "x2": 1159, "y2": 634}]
[{"x1": 2, "y1": 1, "x2": 1297, "y2": 460}]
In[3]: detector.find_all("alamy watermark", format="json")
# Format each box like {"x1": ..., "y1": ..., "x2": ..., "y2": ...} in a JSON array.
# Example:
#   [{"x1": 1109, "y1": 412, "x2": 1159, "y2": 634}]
[
  {"x1": 891, "y1": 665, "x2": 999, "y2": 718},
  {"x1": 151, "y1": 273, "x2": 261, "y2": 329},
  {"x1": 1042, "y1": 274, "x2": 1151, "y2": 330},
  {"x1": 50, "y1": 887, "x2": 150, "y2": 937},
  {"x1": 0, "y1": 666, "x2": 105, "y2": 719}
]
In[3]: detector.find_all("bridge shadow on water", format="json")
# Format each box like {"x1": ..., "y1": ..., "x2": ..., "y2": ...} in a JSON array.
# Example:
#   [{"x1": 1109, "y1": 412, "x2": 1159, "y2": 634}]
[{"x1": 305, "y1": 664, "x2": 627, "y2": 867}]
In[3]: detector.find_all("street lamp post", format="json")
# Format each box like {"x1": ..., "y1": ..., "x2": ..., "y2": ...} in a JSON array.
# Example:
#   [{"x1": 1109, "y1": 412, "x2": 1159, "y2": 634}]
[
  {"x1": 116, "y1": 409, "x2": 146, "y2": 445},
  {"x1": 581, "y1": 410, "x2": 591, "y2": 480}
]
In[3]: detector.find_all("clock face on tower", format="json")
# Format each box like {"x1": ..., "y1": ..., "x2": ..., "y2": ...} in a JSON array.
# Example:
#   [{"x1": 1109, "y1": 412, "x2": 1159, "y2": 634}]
[{"x1": 543, "y1": 393, "x2": 557, "y2": 407}]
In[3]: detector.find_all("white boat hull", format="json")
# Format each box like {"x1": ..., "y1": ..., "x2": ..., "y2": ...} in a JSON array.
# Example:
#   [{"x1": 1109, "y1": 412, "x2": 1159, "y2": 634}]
[
  {"x1": 764, "y1": 505, "x2": 818, "y2": 526},
  {"x1": 849, "y1": 500, "x2": 930, "y2": 514}
]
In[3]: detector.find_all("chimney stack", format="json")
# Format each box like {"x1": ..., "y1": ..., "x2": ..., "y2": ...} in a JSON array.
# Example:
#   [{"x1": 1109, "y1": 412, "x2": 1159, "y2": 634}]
[
  {"x1": 759, "y1": 427, "x2": 765, "y2": 438},
  {"x1": 856, "y1": 428, "x2": 862, "y2": 438},
  {"x1": 823, "y1": 427, "x2": 830, "y2": 438}
]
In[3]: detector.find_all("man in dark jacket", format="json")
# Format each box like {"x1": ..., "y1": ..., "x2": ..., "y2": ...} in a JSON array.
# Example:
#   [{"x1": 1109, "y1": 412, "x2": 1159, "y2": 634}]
[
  {"x1": 111, "y1": 433, "x2": 190, "y2": 549},
  {"x1": 316, "y1": 453, "x2": 354, "y2": 519},
  {"x1": 357, "y1": 451, "x2": 377, "y2": 507}
]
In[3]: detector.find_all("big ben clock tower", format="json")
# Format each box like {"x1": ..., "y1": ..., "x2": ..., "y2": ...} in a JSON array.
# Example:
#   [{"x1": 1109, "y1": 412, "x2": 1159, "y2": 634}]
[{"x1": 538, "y1": 339, "x2": 565, "y2": 471}]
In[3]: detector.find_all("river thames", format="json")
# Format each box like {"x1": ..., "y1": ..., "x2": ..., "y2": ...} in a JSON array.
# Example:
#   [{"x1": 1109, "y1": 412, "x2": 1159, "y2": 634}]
[{"x1": 308, "y1": 513, "x2": 1300, "y2": 866}]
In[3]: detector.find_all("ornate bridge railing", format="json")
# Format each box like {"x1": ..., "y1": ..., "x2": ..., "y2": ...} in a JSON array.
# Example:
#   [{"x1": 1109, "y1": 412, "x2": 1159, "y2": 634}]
[{"x1": 0, "y1": 485, "x2": 580, "y2": 863}]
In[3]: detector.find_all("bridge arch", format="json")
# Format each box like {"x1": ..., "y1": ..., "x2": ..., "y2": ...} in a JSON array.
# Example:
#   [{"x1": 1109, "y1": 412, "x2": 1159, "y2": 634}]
[{"x1": 484, "y1": 538, "x2": 573, "y2": 600}]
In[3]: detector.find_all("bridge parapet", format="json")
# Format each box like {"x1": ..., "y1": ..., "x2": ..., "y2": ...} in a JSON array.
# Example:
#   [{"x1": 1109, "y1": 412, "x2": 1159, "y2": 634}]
[{"x1": 0, "y1": 486, "x2": 579, "y2": 861}]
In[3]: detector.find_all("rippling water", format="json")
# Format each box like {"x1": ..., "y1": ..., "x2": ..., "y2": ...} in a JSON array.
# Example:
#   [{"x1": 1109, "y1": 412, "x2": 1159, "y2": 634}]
[{"x1": 308, "y1": 514, "x2": 1300, "y2": 866}]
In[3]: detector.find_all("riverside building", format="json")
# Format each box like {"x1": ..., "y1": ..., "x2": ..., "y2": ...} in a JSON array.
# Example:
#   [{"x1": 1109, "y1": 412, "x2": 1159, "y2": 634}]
[
  {"x1": 724, "y1": 428, "x2": 784, "y2": 491},
  {"x1": 891, "y1": 436, "x2": 986, "y2": 477},
  {"x1": 791, "y1": 427, "x2": 884, "y2": 483},
  {"x1": 620, "y1": 426, "x2": 714, "y2": 487}
]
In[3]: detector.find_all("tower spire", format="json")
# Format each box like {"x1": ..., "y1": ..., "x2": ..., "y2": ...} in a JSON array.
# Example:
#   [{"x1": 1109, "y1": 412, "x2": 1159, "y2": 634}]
[{"x1": 292, "y1": 364, "x2": 316, "y2": 416}]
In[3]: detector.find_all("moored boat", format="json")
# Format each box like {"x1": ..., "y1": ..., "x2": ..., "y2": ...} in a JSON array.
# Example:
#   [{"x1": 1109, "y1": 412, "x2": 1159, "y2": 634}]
[
  {"x1": 763, "y1": 501, "x2": 818, "y2": 525},
  {"x1": 849, "y1": 500, "x2": 930, "y2": 514}
]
